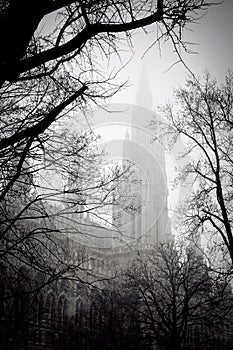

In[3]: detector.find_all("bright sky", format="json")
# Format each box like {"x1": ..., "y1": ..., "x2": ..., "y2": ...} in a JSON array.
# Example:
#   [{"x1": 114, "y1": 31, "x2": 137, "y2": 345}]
[
  {"x1": 43, "y1": 1, "x2": 233, "y2": 226},
  {"x1": 109, "y1": 0, "x2": 233, "y2": 107},
  {"x1": 95, "y1": 0, "x2": 233, "y2": 221}
]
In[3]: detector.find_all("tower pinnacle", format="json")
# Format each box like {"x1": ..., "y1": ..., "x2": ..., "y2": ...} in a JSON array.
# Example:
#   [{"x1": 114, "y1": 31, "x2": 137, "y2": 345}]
[{"x1": 135, "y1": 64, "x2": 153, "y2": 110}]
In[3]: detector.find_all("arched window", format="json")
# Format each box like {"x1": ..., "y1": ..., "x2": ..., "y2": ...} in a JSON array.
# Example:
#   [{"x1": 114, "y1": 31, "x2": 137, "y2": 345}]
[
  {"x1": 75, "y1": 298, "x2": 84, "y2": 329},
  {"x1": 37, "y1": 293, "x2": 44, "y2": 325},
  {"x1": 14, "y1": 265, "x2": 31, "y2": 322},
  {"x1": 45, "y1": 291, "x2": 55, "y2": 326},
  {"x1": 34, "y1": 293, "x2": 44, "y2": 345},
  {"x1": 14, "y1": 294, "x2": 26, "y2": 323},
  {"x1": 90, "y1": 302, "x2": 100, "y2": 330},
  {"x1": 57, "y1": 294, "x2": 68, "y2": 327},
  {"x1": 32, "y1": 295, "x2": 38, "y2": 325}
]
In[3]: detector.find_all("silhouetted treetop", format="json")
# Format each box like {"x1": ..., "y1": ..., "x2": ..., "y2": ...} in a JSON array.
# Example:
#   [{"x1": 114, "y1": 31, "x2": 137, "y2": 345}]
[{"x1": 0, "y1": 0, "x2": 213, "y2": 85}]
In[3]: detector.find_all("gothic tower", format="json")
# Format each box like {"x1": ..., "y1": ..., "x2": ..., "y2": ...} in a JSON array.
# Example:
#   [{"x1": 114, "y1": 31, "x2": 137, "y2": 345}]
[{"x1": 116, "y1": 66, "x2": 170, "y2": 247}]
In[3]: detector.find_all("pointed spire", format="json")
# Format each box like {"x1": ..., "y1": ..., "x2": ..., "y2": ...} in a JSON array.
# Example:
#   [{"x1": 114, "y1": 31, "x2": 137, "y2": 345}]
[
  {"x1": 135, "y1": 63, "x2": 153, "y2": 110},
  {"x1": 122, "y1": 127, "x2": 131, "y2": 161}
]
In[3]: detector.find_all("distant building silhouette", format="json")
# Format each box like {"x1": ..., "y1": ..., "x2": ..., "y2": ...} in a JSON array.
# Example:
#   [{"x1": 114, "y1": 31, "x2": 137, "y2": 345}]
[{"x1": 112, "y1": 68, "x2": 170, "y2": 249}]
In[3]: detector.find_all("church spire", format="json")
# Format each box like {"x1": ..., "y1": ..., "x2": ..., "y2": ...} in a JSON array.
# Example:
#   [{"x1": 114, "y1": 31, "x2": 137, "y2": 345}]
[
  {"x1": 135, "y1": 63, "x2": 153, "y2": 110},
  {"x1": 131, "y1": 63, "x2": 153, "y2": 150},
  {"x1": 122, "y1": 127, "x2": 131, "y2": 162}
]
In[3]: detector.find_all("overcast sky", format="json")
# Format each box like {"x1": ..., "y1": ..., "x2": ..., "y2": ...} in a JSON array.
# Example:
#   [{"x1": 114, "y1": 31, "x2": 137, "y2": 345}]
[
  {"x1": 43, "y1": 1, "x2": 233, "y2": 221},
  {"x1": 110, "y1": 0, "x2": 233, "y2": 108},
  {"x1": 102, "y1": 0, "x2": 233, "y2": 217}
]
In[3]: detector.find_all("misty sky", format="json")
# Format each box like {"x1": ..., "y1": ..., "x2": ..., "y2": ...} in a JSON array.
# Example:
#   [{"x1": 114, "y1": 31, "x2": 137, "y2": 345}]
[
  {"x1": 111, "y1": 0, "x2": 233, "y2": 108},
  {"x1": 43, "y1": 1, "x2": 233, "y2": 107},
  {"x1": 42, "y1": 1, "x2": 233, "y2": 220},
  {"x1": 102, "y1": 0, "x2": 233, "y2": 218}
]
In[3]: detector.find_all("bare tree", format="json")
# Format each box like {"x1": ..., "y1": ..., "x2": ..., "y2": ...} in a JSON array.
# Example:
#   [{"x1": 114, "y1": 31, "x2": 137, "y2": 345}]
[
  {"x1": 82, "y1": 281, "x2": 144, "y2": 350},
  {"x1": 0, "y1": 0, "x2": 216, "y2": 231},
  {"x1": 0, "y1": 2, "x2": 218, "y2": 345},
  {"x1": 0, "y1": 1, "x2": 214, "y2": 158},
  {"x1": 0, "y1": 1, "x2": 213, "y2": 84},
  {"x1": 125, "y1": 242, "x2": 232, "y2": 350},
  {"x1": 0, "y1": 124, "x2": 130, "y2": 289},
  {"x1": 163, "y1": 71, "x2": 233, "y2": 265},
  {"x1": 0, "y1": 0, "x2": 215, "y2": 281}
]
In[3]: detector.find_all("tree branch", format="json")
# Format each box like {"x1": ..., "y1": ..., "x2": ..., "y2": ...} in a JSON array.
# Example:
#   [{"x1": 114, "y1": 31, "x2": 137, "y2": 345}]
[
  {"x1": 5, "y1": 1, "x2": 164, "y2": 80},
  {"x1": 0, "y1": 84, "x2": 87, "y2": 150}
]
